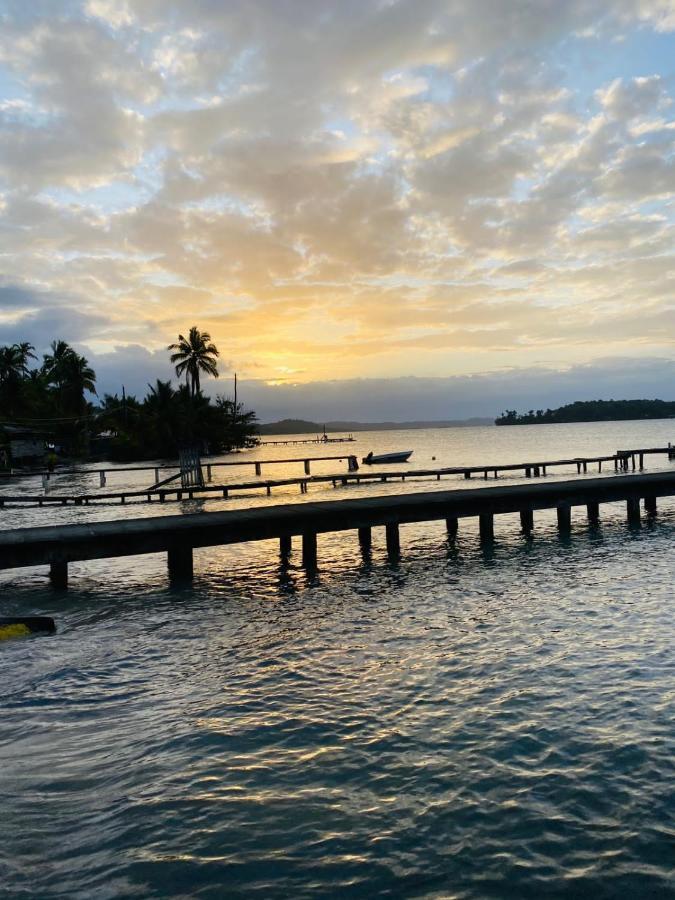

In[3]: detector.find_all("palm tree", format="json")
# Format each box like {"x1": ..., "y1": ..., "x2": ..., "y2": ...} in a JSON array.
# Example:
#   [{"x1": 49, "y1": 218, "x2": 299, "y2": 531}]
[
  {"x1": 168, "y1": 326, "x2": 219, "y2": 397},
  {"x1": 42, "y1": 340, "x2": 96, "y2": 415},
  {"x1": 0, "y1": 343, "x2": 36, "y2": 416},
  {"x1": 42, "y1": 339, "x2": 75, "y2": 391}
]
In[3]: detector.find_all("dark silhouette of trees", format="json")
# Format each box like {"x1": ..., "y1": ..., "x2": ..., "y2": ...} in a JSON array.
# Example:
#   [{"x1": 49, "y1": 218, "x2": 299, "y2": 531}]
[
  {"x1": 0, "y1": 336, "x2": 258, "y2": 463},
  {"x1": 495, "y1": 399, "x2": 675, "y2": 425}
]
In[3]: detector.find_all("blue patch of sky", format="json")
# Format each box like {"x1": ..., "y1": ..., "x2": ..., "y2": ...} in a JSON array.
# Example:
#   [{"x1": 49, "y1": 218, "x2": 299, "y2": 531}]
[
  {"x1": 321, "y1": 115, "x2": 359, "y2": 138},
  {"x1": 131, "y1": 147, "x2": 169, "y2": 197},
  {"x1": 42, "y1": 181, "x2": 147, "y2": 212},
  {"x1": 416, "y1": 65, "x2": 455, "y2": 104},
  {"x1": 556, "y1": 28, "x2": 675, "y2": 112},
  {"x1": 0, "y1": 66, "x2": 27, "y2": 103}
]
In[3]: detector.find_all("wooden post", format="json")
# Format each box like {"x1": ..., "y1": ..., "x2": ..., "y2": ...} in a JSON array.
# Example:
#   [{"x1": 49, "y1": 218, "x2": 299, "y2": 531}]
[
  {"x1": 99, "y1": 471, "x2": 106, "y2": 487},
  {"x1": 525, "y1": 467, "x2": 531, "y2": 477},
  {"x1": 644, "y1": 496, "x2": 657, "y2": 515},
  {"x1": 583, "y1": 461, "x2": 588, "y2": 473},
  {"x1": 155, "y1": 467, "x2": 160, "y2": 483},
  {"x1": 542, "y1": 465, "x2": 547, "y2": 475},
  {"x1": 598, "y1": 461, "x2": 602, "y2": 472},
  {"x1": 533, "y1": 466, "x2": 540, "y2": 477},
  {"x1": 222, "y1": 488, "x2": 228, "y2": 498},
  {"x1": 255, "y1": 462, "x2": 261, "y2": 476},
  {"x1": 358, "y1": 526, "x2": 372, "y2": 552},
  {"x1": 464, "y1": 471, "x2": 471, "y2": 479},
  {"x1": 479, "y1": 513, "x2": 494, "y2": 542},
  {"x1": 639, "y1": 453, "x2": 644, "y2": 470},
  {"x1": 626, "y1": 497, "x2": 640, "y2": 526},
  {"x1": 50, "y1": 561, "x2": 68, "y2": 589},
  {"x1": 576, "y1": 462, "x2": 581, "y2": 474},
  {"x1": 168, "y1": 545, "x2": 193, "y2": 582},
  {"x1": 557, "y1": 503, "x2": 571, "y2": 534},
  {"x1": 280, "y1": 534, "x2": 292, "y2": 556},
  {"x1": 304, "y1": 460, "x2": 310, "y2": 474},
  {"x1": 446, "y1": 517, "x2": 458, "y2": 539},
  {"x1": 587, "y1": 501, "x2": 600, "y2": 524},
  {"x1": 207, "y1": 464, "x2": 212, "y2": 481},
  {"x1": 520, "y1": 509, "x2": 533, "y2": 534},
  {"x1": 302, "y1": 532, "x2": 317, "y2": 568},
  {"x1": 484, "y1": 470, "x2": 488, "y2": 480},
  {"x1": 385, "y1": 522, "x2": 400, "y2": 558}
]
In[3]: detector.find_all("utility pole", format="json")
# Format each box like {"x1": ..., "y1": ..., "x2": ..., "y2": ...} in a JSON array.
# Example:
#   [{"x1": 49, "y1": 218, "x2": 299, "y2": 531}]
[{"x1": 233, "y1": 372, "x2": 237, "y2": 425}]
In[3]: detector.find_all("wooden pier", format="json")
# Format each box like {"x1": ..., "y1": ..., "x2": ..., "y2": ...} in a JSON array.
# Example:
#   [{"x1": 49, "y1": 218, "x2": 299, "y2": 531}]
[
  {"x1": 1, "y1": 446, "x2": 673, "y2": 508},
  {"x1": 0, "y1": 453, "x2": 359, "y2": 488},
  {"x1": 261, "y1": 435, "x2": 355, "y2": 446},
  {"x1": 1, "y1": 471, "x2": 673, "y2": 588}
]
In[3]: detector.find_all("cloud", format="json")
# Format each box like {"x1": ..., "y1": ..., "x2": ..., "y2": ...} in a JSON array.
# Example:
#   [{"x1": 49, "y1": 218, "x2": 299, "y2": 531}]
[
  {"x1": 236, "y1": 357, "x2": 675, "y2": 421},
  {"x1": 0, "y1": 305, "x2": 110, "y2": 349},
  {"x1": 0, "y1": 0, "x2": 672, "y2": 395}
]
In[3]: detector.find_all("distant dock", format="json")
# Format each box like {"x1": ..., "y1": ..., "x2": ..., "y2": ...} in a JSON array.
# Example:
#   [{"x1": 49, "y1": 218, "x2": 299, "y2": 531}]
[
  {"x1": 260, "y1": 435, "x2": 355, "y2": 446},
  {"x1": 1, "y1": 470, "x2": 674, "y2": 587}
]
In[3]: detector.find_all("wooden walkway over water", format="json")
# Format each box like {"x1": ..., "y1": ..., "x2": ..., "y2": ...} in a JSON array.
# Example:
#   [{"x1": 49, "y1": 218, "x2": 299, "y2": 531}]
[
  {"x1": 1, "y1": 471, "x2": 673, "y2": 588},
  {"x1": 261, "y1": 436, "x2": 355, "y2": 445},
  {"x1": 0, "y1": 453, "x2": 359, "y2": 488},
  {"x1": 1, "y1": 446, "x2": 673, "y2": 508}
]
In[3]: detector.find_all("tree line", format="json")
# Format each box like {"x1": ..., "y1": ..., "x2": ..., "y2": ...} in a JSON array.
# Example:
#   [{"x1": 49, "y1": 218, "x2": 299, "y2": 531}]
[
  {"x1": 0, "y1": 326, "x2": 258, "y2": 462},
  {"x1": 495, "y1": 399, "x2": 675, "y2": 426}
]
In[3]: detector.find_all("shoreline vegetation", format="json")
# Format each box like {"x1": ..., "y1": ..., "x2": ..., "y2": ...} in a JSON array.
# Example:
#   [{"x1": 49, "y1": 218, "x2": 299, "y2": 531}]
[
  {"x1": 0, "y1": 329, "x2": 258, "y2": 465},
  {"x1": 495, "y1": 399, "x2": 675, "y2": 426}
]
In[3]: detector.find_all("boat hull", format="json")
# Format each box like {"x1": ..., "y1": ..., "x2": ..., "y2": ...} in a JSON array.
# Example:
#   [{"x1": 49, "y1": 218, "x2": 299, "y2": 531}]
[{"x1": 362, "y1": 451, "x2": 413, "y2": 464}]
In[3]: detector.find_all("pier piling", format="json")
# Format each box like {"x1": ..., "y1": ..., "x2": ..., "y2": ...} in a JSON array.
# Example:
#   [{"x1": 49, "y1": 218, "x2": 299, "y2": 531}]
[
  {"x1": 49, "y1": 561, "x2": 68, "y2": 589},
  {"x1": 587, "y1": 501, "x2": 600, "y2": 524},
  {"x1": 385, "y1": 523, "x2": 400, "y2": 558},
  {"x1": 446, "y1": 517, "x2": 458, "y2": 539},
  {"x1": 302, "y1": 532, "x2": 317, "y2": 569},
  {"x1": 557, "y1": 503, "x2": 571, "y2": 534},
  {"x1": 358, "y1": 526, "x2": 372, "y2": 552},
  {"x1": 479, "y1": 513, "x2": 494, "y2": 542},
  {"x1": 168, "y1": 545, "x2": 193, "y2": 582},
  {"x1": 626, "y1": 497, "x2": 641, "y2": 526}
]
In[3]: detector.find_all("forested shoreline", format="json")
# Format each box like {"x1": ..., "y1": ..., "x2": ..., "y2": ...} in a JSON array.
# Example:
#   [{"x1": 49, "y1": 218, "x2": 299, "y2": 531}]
[{"x1": 495, "y1": 399, "x2": 675, "y2": 426}]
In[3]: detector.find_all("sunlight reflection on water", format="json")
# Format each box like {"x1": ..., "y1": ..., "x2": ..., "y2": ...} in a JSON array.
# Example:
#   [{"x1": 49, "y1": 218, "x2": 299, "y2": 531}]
[{"x1": 2, "y1": 423, "x2": 675, "y2": 897}]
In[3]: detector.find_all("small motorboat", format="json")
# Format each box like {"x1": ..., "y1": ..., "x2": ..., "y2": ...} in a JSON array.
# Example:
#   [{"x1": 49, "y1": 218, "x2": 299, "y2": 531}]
[{"x1": 362, "y1": 450, "x2": 413, "y2": 464}]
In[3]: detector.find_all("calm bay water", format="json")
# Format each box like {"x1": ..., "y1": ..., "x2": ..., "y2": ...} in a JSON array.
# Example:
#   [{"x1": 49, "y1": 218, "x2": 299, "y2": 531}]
[{"x1": 2, "y1": 421, "x2": 675, "y2": 898}]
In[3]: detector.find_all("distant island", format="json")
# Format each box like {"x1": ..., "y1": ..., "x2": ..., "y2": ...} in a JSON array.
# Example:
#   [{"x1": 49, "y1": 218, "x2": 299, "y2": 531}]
[
  {"x1": 495, "y1": 399, "x2": 675, "y2": 426},
  {"x1": 258, "y1": 417, "x2": 493, "y2": 435}
]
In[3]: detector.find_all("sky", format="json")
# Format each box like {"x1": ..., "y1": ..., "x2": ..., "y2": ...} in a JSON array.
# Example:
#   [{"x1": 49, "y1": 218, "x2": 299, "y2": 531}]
[{"x1": 0, "y1": 0, "x2": 674, "y2": 420}]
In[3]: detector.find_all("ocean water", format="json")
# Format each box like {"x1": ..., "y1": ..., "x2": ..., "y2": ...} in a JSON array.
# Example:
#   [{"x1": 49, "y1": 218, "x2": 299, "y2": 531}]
[{"x1": 2, "y1": 421, "x2": 675, "y2": 898}]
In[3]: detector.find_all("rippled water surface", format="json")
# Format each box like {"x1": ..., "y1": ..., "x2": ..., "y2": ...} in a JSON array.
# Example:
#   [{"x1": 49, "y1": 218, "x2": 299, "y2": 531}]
[{"x1": 2, "y1": 422, "x2": 675, "y2": 898}]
